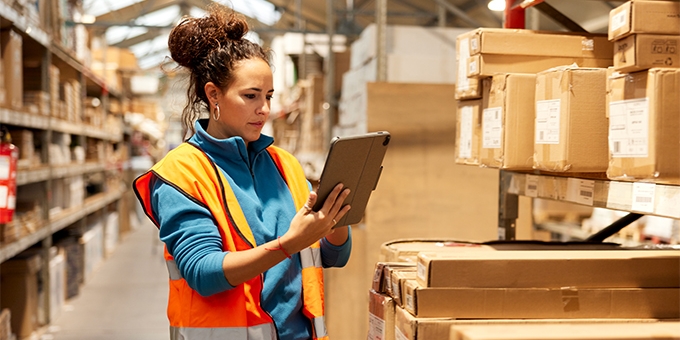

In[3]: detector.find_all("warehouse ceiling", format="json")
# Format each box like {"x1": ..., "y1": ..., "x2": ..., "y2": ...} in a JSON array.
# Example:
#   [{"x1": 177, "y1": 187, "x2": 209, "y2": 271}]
[{"x1": 81, "y1": 0, "x2": 624, "y2": 71}]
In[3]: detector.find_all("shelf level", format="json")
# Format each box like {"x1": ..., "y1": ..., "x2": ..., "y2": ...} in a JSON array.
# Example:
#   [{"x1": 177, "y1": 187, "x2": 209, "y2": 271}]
[
  {"x1": 0, "y1": 108, "x2": 122, "y2": 141},
  {"x1": 0, "y1": 189, "x2": 123, "y2": 263},
  {"x1": 504, "y1": 171, "x2": 680, "y2": 219}
]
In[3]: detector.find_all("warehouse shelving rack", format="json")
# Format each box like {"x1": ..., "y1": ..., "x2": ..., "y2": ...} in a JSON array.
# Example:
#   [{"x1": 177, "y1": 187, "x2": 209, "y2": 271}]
[
  {"x1": 0, "y1": 0, "x2": 126, "y2": 331},
  {"x1": 497, "y1": 0, "x2": 678, "y2": 244}
]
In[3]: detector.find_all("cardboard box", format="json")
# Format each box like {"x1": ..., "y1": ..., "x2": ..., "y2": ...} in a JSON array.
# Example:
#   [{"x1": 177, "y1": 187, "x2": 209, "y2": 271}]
[
  {"x1": 534, "y1": 66, "x2": 609, "y2": 172},
  {"x1": 450, "y1": 321, "x2": 680, "y2": 340},
  {"x1": 389, "y1": 268, "x2": 417, "y2": 307},
  {"x1": 606, "y1": 68, "x2": 680, "y2": 184},
  {"x1": 368, "y1": 290, "x2": 396, "y2": 340},
  {"x1": 455, "y1": 99, "x2": 482, "y2": 165},
  {"x1": 614, "y1": 34, "x2": 680, "y2": 72},
  {"x1": 404, "y1": 279, "x2": 680, "y2": 319},
  {"x1": 456, "y1": 31, "x2": 482, "y2": 100},
  {"x1": 415, "y1": 250, "x2": 680, "y2": 288},
  {"x1": 1, "y1": 29, "x2": 22, "y2": 110},
  {"x1": 467, "y1": 54, "x2": 613, "y2": 78},
  {"x1": 0, "y1": 253, "x2": 42, "y2": 339},
  {"x1": 380, "y1": 239, "x2": 490, "y2": 262},
  {"x1": 470, "y1": 28, "x2": 613, "y2": 59},
  {"x1": 609, "y1": 0, "x2": 680, "y2": 41},
  {"x1": 480, "y1": 73, "x2": 536, "y2": 170},
  {"x1": 0, "y1": 308, "x2": 10, "y2": 340},
  {"x1": 372, "y1": 262, "x2": 417, "y2": 294}
]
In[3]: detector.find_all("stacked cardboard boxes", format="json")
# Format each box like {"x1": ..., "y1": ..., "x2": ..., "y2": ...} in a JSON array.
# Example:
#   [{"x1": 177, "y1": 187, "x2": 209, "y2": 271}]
[
  {"x1": 369, "y1": 240, "x2": 680, "y2": 340},
  {"x1": 454, "y1": 28, "x2": 614, "y2": 171},
  {"x1": 606, "y1": 0, "x2": 680, "y2": 184}
]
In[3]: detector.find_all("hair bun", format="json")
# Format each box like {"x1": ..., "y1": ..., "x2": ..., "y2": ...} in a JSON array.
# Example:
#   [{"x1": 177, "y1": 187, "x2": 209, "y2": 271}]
[{"x1": 167, "y1": 4, "x2": 250, "y2": 68}]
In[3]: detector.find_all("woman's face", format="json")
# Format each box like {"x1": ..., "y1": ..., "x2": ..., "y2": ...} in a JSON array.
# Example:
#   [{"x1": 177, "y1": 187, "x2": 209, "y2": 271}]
[{"x1": 207, "y1": 58, "x2": 273, "y2": 145}]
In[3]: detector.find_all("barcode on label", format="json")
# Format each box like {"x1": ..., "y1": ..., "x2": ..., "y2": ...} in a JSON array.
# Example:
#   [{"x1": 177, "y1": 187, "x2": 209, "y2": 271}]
[
  {"x1": 580, "y1": 191, "x2": 593, "y2": 198},
  {"x1": 613, "y1": 141, "x2": 620, "y2": 153},
  {"x1": 636, "y1": 196, "x2": 653, "y2": 203},
  {"x1": 528, "y1": 185, "x2": 537, "y2": 191},
  {"x1": 540, "y1": 131, "x2": 544, "y2": 141}
]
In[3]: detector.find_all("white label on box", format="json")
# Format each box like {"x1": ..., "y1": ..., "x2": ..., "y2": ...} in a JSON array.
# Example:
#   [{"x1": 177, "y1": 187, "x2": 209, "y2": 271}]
[
  {"x1": 468, "y1": 59, "x2": 478, "y2": 75},
  {"x1": 391, "y1": 280, "x2": 400, "y2": 299},
  {"x1": 395, "y1": 328, "x2": 409, "y2": 340},
  {"x1": 482, "y1": 107, "x2": 503, "y2": 149},
  {"x1": 632, "y1": 182, "x2": 655, "y2": 213},
  {"x1": 525, "y1": 175, "x2": 539, "y2": 198},
  {"x1": 535, "y1": 99, "x2": 561, "y2": 144},
  {"x1": 567, "y1": 178, "x2": 595, "y2": 206},
  {"x1": 611, "y1": 9, "x2": 628, "y2": 31},
  {"x1": 405, "y1": 294, "x2": 414, "y2": 311},
  {"x1": 0, "y1": 155, "x2": 10, "y2": 180},
  {"x1": 609, "y1": 98, "x2": 649, "y2": 158},
  {"x1": 457, "y1": 38, "x2": 470, "y2": 91},
  {"x1": 459, "y1": 106, "x2": 473, "y2": 159},
  {"x1": 416, "y1": 261, "x2": 426, "y2": 282},
  {"x1": 470, "y1": 36, "x2": 479, "y2": 52},
  {"x1": 368, "y1": 312, "x2": 385, "y2": 340},
  {"x1": 0, "y1": 185, "x2": 7, "y2": 209}
]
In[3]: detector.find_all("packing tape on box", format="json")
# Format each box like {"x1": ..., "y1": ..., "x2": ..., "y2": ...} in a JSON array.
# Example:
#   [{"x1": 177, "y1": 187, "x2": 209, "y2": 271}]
[{"x1": 561, "y1": 287, "x2": 581, "y2": 313}]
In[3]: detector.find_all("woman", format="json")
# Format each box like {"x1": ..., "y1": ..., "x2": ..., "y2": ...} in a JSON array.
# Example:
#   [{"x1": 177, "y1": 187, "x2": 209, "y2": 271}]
[{"x1": 133, "y1": 4, "x2": 352, "y2": 340}]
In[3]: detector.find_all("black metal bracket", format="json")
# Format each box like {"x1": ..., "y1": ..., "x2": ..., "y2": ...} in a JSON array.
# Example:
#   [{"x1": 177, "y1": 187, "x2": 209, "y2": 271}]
[{"x1": 586, "y1": 212, "x2": 644, "y2": 242}]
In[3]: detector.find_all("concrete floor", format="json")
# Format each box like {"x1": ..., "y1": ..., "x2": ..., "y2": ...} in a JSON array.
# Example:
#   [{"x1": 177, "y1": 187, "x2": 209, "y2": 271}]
[{"x1": 45, "y1": 216, "x2": 169, "y2": 340}]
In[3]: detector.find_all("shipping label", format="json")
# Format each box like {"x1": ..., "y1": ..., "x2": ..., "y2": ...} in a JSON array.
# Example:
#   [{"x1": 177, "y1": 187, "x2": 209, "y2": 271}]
[
  {"x1": 632, "y1": 182, "x2": 655, "y2": 213},
  {"x1": 367, "y1": 313, "x2": 385, "y2": 340},
  {"x1": 482, "y1": 107, "x2": 503, "y2": 149},
  {"x1": 609, "y1": 98, "x2": 649, "y2": 158},
  {"x1": 459, "y1": 106, "x2": 473, "y2": 159},
  {"x1": 567, "y1": 178, "x2": 595, "y2": 206},
  {"x1": 525, "y1": 175, "x2": 539, "y2": 198},
  {"x1": 535, "y1": 99, "x2": 561, "y2": 144},
  {"x1": 610, "y1": 9, "x2": 628, "y2": 32},
  {"x1": 457, "y1": 38, "x2": 470, "y2": 91}
]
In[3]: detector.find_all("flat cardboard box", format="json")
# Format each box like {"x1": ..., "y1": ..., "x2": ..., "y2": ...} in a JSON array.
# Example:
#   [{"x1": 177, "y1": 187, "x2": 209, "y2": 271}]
[
  {"x1": 380, "y1": 239, "x2": 493, "y2": 262},
  {"x1": 470, "y1": 28, "x2": 613, "y2": 59},
  {"x1": 372, "y1": 262, "x2": 417, "y2": 294},
  {"x1": 609, "y1": 0, "x2": 680, "y2": 41},
  {"x1": 480, "y1": 73, "x2": 536, "y2": 170},
  {"x1": 606, "y1": 68, "x2": 680, "y2": 184},
  {"x1": 416, "y1": 250, "x2": 680, "y2": 288},
  {"x1": 456, "y1": 30, "x2": 482, "y2": 100},
  {"x1": 368, "y1": 289, "x2": 396, "y2": 340},
  {"x1": 1, "y1": 29, "x2": 22, "y2": 110},
  {"x1": 450, "y1": 321, "x2": 680, "y2": 340},
  {"x1": 455, "y1": 99, "x2": 482, "y2": 165},
  {"x1": 534, "y1": 66, "x2": 609, "y2": 172},
  {"x1": 390, "y1": 269, "x2": 417, "y2": 307},
  {"x1": 467, "y1": 54, "x2": 613, "y2": 78},
  {"x1": 614, "y1": 34, "x2": 680, "y2": 72},
  {"x1": 404, "y1": 279, "x2": 680, "y2": 319}
]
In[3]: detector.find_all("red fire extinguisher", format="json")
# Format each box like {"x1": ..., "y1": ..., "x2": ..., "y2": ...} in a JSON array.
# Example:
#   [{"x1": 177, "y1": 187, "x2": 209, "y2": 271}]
[{"x1": 0, "y1": 127, "x2": 18, "y2": 223}]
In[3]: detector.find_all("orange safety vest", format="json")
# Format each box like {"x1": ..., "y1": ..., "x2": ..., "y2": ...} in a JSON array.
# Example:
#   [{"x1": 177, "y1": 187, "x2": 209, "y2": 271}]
[{"x1": 133, "y1": 142, "x2": 329, "y2": 340}]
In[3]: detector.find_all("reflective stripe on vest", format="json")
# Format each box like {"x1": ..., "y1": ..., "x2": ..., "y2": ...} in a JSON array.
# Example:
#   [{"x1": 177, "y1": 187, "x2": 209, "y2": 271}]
[{"x1": 169, "y1": 323, "x2": 277, "y2": 340}]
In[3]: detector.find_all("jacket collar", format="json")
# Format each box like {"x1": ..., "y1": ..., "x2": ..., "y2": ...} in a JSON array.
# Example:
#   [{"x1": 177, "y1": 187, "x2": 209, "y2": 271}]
[{"x1": 189, "y1": 119, "x2": 274, "y2": 165}]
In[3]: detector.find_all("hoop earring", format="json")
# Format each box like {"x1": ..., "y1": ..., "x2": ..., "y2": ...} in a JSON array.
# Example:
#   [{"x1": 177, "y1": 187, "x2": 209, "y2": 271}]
[{"x1": 212, "y1": 103, "x2": 221, "y2": 120}]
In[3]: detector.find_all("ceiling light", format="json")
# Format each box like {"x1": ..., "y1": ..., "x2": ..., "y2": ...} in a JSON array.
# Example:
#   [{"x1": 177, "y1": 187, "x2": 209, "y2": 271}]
[{"x1": 488, "y1": 0, "x2": 506, "y2": 12}]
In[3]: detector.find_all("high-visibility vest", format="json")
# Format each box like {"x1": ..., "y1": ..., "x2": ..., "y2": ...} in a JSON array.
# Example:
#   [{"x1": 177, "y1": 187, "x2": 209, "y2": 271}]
[{"x1": 133, "y1": 142, "x2": 329, "y2": 340}]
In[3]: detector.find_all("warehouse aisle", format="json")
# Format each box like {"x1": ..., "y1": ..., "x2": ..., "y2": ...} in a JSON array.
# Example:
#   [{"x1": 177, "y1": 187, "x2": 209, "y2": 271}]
[{"x1": 46, "y1": 216, "x2": 169, "y2": 340}]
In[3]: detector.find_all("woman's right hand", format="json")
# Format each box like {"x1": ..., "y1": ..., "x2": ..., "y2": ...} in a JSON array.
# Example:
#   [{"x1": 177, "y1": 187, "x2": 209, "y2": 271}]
[{"x1": 282, "y1": 183, "x2": 351, "y2": 254}]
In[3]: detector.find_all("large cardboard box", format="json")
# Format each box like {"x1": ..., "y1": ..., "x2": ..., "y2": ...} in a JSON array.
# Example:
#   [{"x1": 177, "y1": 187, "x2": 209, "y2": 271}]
[
  {"x1": 534, "y1": 66, "x2": 609, "y2": 172},
  {"x1": 1, "y1": 29, "x2": 22, "y2": 110},
  {"x1": 415, "y1": 250, "x2": 680, "y2": 288},
  {"x1": 450, "y1": 321, "x2": 680, "y2": 340},
  {"x1": 467, "y1": 54, "x2": 612, "y2": 78},
  {"x1": 606, "y1": 68, "x2": 680, "y2": 184},
  {"x1": 0, "y1": 253, "x2": 41, "y2": 339},
  {"x1": 614, "y1": 34, "x2": 680, "y2": 72},
  {"x1": 470, "y1": 29, "x2": 613, "y2": 59},
  {"x1": 609, "y1": 0, "x2": 680, "y2": 41},
  {"x1": 403, "y1": 279, "x2": 680, "y2": 319},
  {"x1": 368, "y1": 290, "x2": 396, "y2": 340},
  {"x1": 455, "y1": 99, "x2": 482, "y2": 165},
  {"x1": 380, "y1": 239, "x2": 491, "y2": 263},
  {"x1": 480, "y1": 73, "x2": 536, "y2": 170}
]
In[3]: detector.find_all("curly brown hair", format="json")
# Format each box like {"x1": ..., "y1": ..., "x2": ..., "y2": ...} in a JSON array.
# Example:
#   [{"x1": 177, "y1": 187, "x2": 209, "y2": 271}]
[{"x1": 168, "y1": 3, "x2": 271, "y2": 137}]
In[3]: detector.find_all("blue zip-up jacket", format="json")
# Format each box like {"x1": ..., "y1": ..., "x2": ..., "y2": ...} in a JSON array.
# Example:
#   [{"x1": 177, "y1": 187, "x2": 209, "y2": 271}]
[{"x1": 150, "y1": 119, "x2": 352, "y2": 340}]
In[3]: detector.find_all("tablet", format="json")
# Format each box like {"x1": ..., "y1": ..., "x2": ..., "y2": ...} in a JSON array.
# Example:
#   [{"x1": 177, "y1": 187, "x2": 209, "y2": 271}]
[{"x1": 312, "y1": 131, "x2": 390, "y2": 226}]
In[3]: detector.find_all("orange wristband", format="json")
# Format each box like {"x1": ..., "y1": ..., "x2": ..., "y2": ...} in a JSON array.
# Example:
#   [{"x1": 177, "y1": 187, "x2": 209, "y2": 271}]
[{"x1": 265, "y1": 237, "x2": 291, "y2": 259}]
